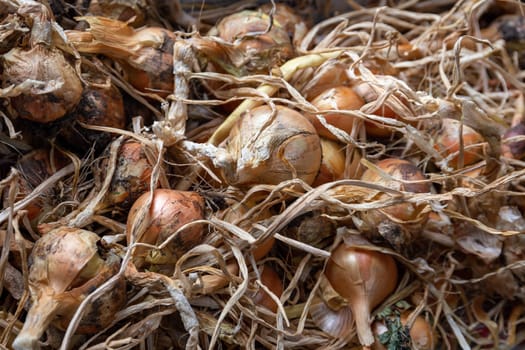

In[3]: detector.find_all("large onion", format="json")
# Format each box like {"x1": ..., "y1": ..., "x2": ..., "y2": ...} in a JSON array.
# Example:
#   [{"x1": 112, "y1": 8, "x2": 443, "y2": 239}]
[
  {"x1": 12, "y1": 227, "x2": 126, "y2": 350},
  {"x1": 223, "y1": 105, "x2": 322, "y2": 186}
]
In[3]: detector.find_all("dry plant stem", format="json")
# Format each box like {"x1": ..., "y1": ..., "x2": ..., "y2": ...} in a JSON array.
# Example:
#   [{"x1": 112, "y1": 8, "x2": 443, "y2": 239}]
[
  {"x1": 154, "y1": 41, "x2": 194, "y2": 146},
  {"x1": 0, "y1": 170, "x2": 18, "y2": 296},
  {"x1": 0, "y1": 164, "x2": 75, "y2": 226}
]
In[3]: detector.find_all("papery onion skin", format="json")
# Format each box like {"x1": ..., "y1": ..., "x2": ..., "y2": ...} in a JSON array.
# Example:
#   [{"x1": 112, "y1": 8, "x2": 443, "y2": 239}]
[
  {"x1": 12, "y1": 227, "x2": 126, "y2": 350},
  {"x1": 325, "y1": 243, "x2": 398, "y2": 346},
  {"x1": 224, "y1": 105, "x2": 322, "y2": 186},
  {"x1": 126, "y1": 189, "x2": 205, "y2": 269},
  {"x1": 433, "y1": 118, "x2": 485, "y2": 169},
  {"x1": 502, "y1": 123, "x2": 525, "y2": 160},
  {"x1": 2, "y1": 46, "x2": 83, "y2": 123},
  {"x1": 312, "y1": 138, "x2": 347, "y2": 186},
  {"x1": 308, "y1": 86, "x2": 365, "y2": 140}
]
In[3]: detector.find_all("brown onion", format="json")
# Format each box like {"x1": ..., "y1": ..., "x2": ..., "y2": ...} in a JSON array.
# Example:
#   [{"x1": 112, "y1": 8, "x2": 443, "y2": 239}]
[
  {"x1": 372, "y1": 312, "x2": 435, "y2": 350},
  {"x1": 101, "y1": 139, "x2": 157, "y2": 209},
  {"x1": 352, "y1": 81, "x2": 413, "y2": 138},
  {"x1": 433, "y1": 118, "x2": 485, "y2": 169},
  {"x1": 203, "y1": 8, "x2": 296, "y2": 76},
  {"x1": 223, "y1": 105, "x2": 322, "y2": 186},
  {"x1": 360, "y1": 158, "x2": 430, "y2": 248},
  {"x1": 66, "y1": 17, "x2": 177, "y2": 96},
  {"x1": 126, "y1": 189, "x2": 205, "y2": 269},
  {"x1": 12, "y1": 227, "x2": 126, "y2": 350},
  {"x1": 1, "y1": 46, "x2": 83, "y2": 123},
  {"x1": 58, "y1": 83, "x2": 126, "y2": 153},
  {"x1": 325, "y1": 243, "x2": 398, "y2": 347},
  {"x1": 308, "y1": 86, "x2": 365, "y2": 140}
]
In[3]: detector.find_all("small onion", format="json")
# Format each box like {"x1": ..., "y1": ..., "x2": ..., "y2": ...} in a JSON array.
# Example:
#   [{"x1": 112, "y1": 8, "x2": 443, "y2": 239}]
[
  {"x1": 1, "y1": 46, "x2": 83, "y2": 123},
  {"x1": 58, "y1": 83, "x2": 126, "y2": 153},
  {"x1": 325, "y1": 242, "x2": 398, "y2": 347},
  {"x1": 101, "y1": 139, "x2": 158, "y2": 209},
  {"x1": 307, "y1": 86, "x2": 365, "y2": 140},
  {"x1": 352, "y1": 81, "x2": 412, "y2": 138},
  {"x1": 66, "y1": 17, "x2": 177, "y2": 96},
  {"x1": 372, "y1": 312, "x2": 435, "y2": 350},
  {"x1": 205, "y1": 8, "x2": 295, "y2": 75},
  {"x1": 360, "y1": 158, "x2": 430, "y2": 248},
  {"x1": 433, "y1": 118, "x2": 485, "y2": 169},
  {"x1": 12, "y1": 227, "x2": 126, "y2": 350},
  {"x1": 126, "y1": 189, "x2": 205, "y2": 269},
  {"x1": 251, "y1": 264, "x2": 284, "y2": 313},
  {"x1": 223, "y1": 105, "x2": 322, "y2": 186}
]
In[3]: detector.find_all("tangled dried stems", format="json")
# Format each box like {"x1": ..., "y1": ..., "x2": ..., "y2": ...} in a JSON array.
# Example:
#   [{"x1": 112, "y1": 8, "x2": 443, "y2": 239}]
[{"x1": 2, "y1": 0, "x2": 525, "y2": 349}]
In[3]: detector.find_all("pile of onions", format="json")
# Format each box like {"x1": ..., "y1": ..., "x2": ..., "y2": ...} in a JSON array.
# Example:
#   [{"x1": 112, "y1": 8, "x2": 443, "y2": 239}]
[
  {"x1": 325, "y1": 242, "x2": 398, "y2": 347},
  {"x1": 433, "y1": 118, "x2": 485, "y2": 169},
  {"x1": 12, "y1": 227, "x2": 126, "y2": 350},
  {"x1": 360, "y1": 158, "x2": 431, "y2": 248},
  {"x1": 66, "y1": 16, "x2": 177, "y2": 96},
  {"x1": 126, "y1": 188, "x2": 205, "y2": 269},
  {"x1": 223, "y1": 105, "x2": 322, "y2": 186}
]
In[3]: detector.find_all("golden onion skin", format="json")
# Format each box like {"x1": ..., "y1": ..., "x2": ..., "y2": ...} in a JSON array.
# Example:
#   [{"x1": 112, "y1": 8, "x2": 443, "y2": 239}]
[{"x1": 224, "y1": 105, "x2": 322, "y2": 187}]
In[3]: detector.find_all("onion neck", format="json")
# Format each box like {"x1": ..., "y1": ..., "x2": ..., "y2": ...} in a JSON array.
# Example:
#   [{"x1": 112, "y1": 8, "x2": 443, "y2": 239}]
[
  {"x1": 12, "y1": 293, "x2": 60, "y2": 350},
  {"x1": 352, "y1": 300, "x2": 375, "y2": 347}
]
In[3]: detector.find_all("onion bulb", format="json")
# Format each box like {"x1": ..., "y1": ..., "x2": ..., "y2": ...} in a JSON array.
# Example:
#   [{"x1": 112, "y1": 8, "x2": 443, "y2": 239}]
[
  {"x1": 307, "y1": 86, "x2": 365, "y2": 140},
  {"x1": 126, "y1": 189, "x2": 205, "y2": 269},
  {"x1": 372, "y1": 312, "x2": 435, "y2": 350},
  {"x1": 433, "y1": 118, "x2": 485, "y2": 169},
  {"x1": 58, "y1": 83, "x2": 126, "y2": 153},
  {"x1": 12, "y1": 227, "x2": 126, "y2": 350},
  {"x1": 360, "y1": 158, "x2": 430, "y2": 248},
  {"x1": 312, "y1": 138, "x2": 347, "y2": 186},
  {"x1": 66, "y1": 17, "x2": 177, "y2": 96},
  {"x1": 325, "y1": 243, "x2": 398, "y2": 346},
  {"x1": 202, "y1": 8, "x2": 296, "y2": 76},
  {"x1": 223, "y1": 105, "x2": 321, "y2": 186},
  {"x1": 352, "y1": 81, "x2": 413, "y2": 138},
  {"x1": 1, "y1": 46, "x2": 83, "y2": 123},
  {"x1": 251, "y1": 264, "x2": 284, "y2": 313},
  {"x1": 101, "y1": 138, "x2": 158, "y2": 209}
]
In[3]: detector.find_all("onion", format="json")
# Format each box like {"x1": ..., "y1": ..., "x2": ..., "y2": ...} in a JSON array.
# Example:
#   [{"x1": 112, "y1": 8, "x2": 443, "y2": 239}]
[
  {"x1": 1, "y1": 46, "x2": 83, "y2": 123},
  {"x1": 433, "y1": 118, "x2": 485, "y2": 169},
  {"x1": 312, "y1": 138, "x2": 347, "y2": 186},
  {"x1": 360, "y1": 158, "x2": 431, "y2": 248},
  {"x1": 325, "y1": 242, "x2": 398, "y2": 346},
  {"x1": 307, "y1": 86, "x2": 365, "y2": 141},
  {"x1": 352, "y1": 80, "x2": 413, "y2": 138},
  {"x1": 82, "y1": 0, "x2": 146, "y2": 27},
  {"x1": 203, "y1": 8, "x2": 296, "y2": 76},
  {"x1": 372, "y1": 312, "x2": 434, "y2": 350},
  {"x1": 12, "y1": 227, "x2": 126, "y2": 350},
  {"x1": 251, "y1": 264, "x2": 284, "y2": 313},
  {"x1": 58, "y1": 83, "x2": 126, "y2": 153},
  {"x1": 223, "y1": 105, "x2": 322, "y2": 186},
  {"x1": 126, "y1": 188, "x2": 205, "y2": 269},
  {"x1": 101, "y1": 138, "x2": 158, "y2": 209},
  {"x1": 66, "y1": 16, "x2": 177, "y2": 96}
]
